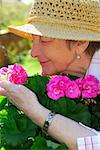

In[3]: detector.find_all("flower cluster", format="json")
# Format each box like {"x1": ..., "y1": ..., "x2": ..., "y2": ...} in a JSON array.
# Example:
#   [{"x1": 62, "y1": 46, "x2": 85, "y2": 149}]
[
  {"x1": 46, "y1": 75, "x2": 100, "y2": 100},
  {"x1": 0, "y1": 63, "x2": 99, "y2": 104},
  {"x1": 0, "y1": 63, "x2": 28, "y2": 84}
]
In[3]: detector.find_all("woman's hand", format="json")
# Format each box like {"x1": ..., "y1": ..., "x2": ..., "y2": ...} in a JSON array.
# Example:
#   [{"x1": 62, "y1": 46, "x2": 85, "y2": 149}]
[{"x1": 0, "y1": 80, "x2": 40, "y2": 115}]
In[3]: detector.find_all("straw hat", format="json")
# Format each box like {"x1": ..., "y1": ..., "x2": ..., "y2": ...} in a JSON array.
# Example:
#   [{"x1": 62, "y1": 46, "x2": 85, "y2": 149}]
[{"x1": 8, "y1": 0, "x2": 100, "y2": 41}]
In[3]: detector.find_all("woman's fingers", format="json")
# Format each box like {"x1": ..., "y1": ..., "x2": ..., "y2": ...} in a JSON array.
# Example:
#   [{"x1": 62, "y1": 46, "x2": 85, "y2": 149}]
[
  {"x1": 0, "y1": 81, "x2": 19, "y2": 91},
  {"x1": 0, "y1": 81, "x2": 25, "y2": 103},
  {"x1": 0, "y1": 81, "x2": 24, "y2": 97},
  {"x1": 0, "y1": 80, "x2": 38, "y2": 102},
  {"x1": 0, "y1": 80, "x2": 39, "y2": 109},
  {"x1": 0, "y1": 86, "x2": 7, "y2": 96},
  {"x1": 0, "y1": 81, "x2": 26, "y2": 109}
]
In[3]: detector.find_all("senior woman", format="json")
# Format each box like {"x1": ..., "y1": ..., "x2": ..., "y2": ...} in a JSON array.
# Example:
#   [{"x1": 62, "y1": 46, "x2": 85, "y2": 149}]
[{"x1": 0, "y1": 0, "x2": 100, "y2": 149}]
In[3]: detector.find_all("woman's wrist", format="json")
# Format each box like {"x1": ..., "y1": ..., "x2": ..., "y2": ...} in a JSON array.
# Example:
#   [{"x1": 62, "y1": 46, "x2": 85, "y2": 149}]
[
  {"x1": 42, "y1": 111, "x2": 56, "y2": 136},
  {"x1": 25, "y1": 102, "x2": 50, "y2": 127}
]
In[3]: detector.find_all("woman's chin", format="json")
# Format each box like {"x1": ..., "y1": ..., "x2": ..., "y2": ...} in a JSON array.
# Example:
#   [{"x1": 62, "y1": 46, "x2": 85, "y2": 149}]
[{"x1": 41, "y1": 69, "x2": 56, "y2": 76}]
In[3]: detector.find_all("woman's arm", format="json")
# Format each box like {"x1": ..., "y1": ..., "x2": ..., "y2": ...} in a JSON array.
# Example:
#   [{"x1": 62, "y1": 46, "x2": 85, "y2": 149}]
[
  {"x1": 0, "y1": 81, "x2": 96, "y2": 150},
  {"x1": 27, "y1": 104, "x2": 96, "y2": 150}
]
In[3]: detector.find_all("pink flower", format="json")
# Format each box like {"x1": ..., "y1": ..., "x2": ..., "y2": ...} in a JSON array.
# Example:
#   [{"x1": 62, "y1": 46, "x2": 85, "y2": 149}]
[
  {"x1": 65, "y1": 81, "x2": 81, "y2": 98},
  {"x1": 84, "y1": 75, "x2": 99, "y2": 85},
  {"x1": 47, "y1": 75, "x2": 70, "y2": 91},
  {"x1": 47, "y1": 83, "x2": 64, "y2": 100},
  {"x1": 46, "y1": 75, "x2": 69, "y2": 100},
  {"x1": 46, "y1": 74, "x2": 99, "y2": 100},
  {"x1": 0, "y1": 67, "x2": 8, "y2": 75},
  {"x1": 82, "y1": 75, "x2": 99, "y2": 98},
  {"x1": 75, "y1": 77, "x2": 83, "y2": 89},
  {"x1": 7, "y1": 63, "x2": 28, "y2": 84},
  {"x1": 82, "y1": 81, "x2": 98, "y2": 98}
]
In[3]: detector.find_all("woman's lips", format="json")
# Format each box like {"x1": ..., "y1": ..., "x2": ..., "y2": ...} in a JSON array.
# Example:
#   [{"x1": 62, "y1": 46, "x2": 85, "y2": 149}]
[
  {"x1": 40, "y1": 61, "x2": 47, "y2": 65},
  {"x1": 40, "y1": 61, "x2": 48, "y2": 65}
]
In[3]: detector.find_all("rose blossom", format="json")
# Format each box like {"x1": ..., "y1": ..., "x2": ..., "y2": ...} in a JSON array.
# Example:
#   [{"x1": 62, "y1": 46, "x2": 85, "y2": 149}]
[
  {"x1": 46, "y1": 75, "x2": 70, "y2": 100},
  {"x1": 46, "y1": 74, "x2": 99, "y2": 100},
  {"x1": 82, "y1": 81, "x2": 98, "y2": 98},
  {"x1": 84, "y1": 75, "x2": 99, "y2": 85},
  {"x1": 65, "y1": 81, "x2": 81, "y2": 98},
  {"x1": 7, "y1": 63, "x2": 28, "y2": 84},
  {"x1": 47, "y1": 75, "x2": 70, "y2": 91},
  {"x1": 47, "y1": 83, "x2": 64, "y2": 100},
  {"x1": 82, "y1": 75, "x2": 99, "y2": 98},
  {"x1": 75, "y1": 77, "x2": 83, "y2": 89}
]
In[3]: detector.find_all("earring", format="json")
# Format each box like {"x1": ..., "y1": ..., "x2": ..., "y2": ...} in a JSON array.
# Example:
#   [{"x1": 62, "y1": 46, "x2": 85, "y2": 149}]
[{"x1": 77, "y1": 55, "x2": 81, "y2": 59}]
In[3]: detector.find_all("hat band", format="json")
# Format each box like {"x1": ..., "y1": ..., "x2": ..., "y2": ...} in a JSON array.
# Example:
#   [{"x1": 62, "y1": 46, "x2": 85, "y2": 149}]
[{"x1": 27, "y1": 16, "x2": 100, "y2": 33}]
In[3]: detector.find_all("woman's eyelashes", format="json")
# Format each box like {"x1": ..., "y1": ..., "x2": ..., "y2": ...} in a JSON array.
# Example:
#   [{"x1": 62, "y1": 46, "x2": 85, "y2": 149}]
[{"x1": 41, "y1": 37, "x2": 54, "y2": 43}]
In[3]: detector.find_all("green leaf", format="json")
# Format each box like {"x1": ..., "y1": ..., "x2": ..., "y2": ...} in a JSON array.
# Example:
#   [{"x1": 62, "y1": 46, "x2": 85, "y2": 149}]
[
  {"x1": 47, "y1": 140, "x2": 60, "y2": 149},
  {"x1": 0, "y1": 96, "x2": 7, "y2": 111},
  {"x1": 0, "y1": 109, "x2": 8, "y2": 125},
  {"x1": 1, "y1": 105, "x2": 37, "y2": 147},
  {"x1": 31, "y1": 136, "x2": 53, "y2": 150},
  {"x1": 31, "y1": 136, "x2": 68, "y2": 150},
  {"x1": 0, "y1": 147, "x2": 6, "y2": 150},
  {"x1": 55, "y1": 143, "x2": 68, "y2": 150},
  {"x1": 47, "y1": 140, "x2": 68, "y2": 150},
  {"x1": 24, "y1": 75, "x2": 49, "y2": 94},
  {"x1": 91, "y1": 96, "x2": 100, "y2": 130}
]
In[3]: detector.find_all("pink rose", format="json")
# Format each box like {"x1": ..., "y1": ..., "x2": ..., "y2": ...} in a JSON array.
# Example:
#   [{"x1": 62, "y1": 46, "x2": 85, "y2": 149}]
[
  {"x1": 47, "y1": 75, "x2": 70, "y2": 91},
  {"x1": 46, "y1": 75, "x2": 70, "y2": 100},
  {"x1": 82, "y1": 75, "x2": 99, "y2": 98},
  {"x1": 46, "y1": 74, "x2": 99, "y2": 100},
  {"x1": 84, "y1": 75, "x2": 99, "y2": 85},
  {"x1": 47, "y1": 83, "x2": 64, "y2": 100},
  {"x1": 75, "y1": 77, "x2": 83, "y2": 89},
  {"x1": 82, "y1": 81, "x2": 98, "y2": 98},
  {"x1": 7, "y1": 63, "x2": 28, "y2": 84},
  {"x1": 65, "y1": 81, "x2": 81, "y2": 98}
]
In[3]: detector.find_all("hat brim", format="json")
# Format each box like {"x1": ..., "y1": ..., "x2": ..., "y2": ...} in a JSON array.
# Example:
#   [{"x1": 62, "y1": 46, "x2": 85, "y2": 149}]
[{"x1": 8, "y1": 23, "x2": 100, "y2": 41}]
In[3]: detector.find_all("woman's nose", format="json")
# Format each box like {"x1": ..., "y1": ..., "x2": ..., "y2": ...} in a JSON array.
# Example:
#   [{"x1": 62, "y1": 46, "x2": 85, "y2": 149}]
[{"x1": 30, "y1": 36, "x2": 41, "y2": 58}]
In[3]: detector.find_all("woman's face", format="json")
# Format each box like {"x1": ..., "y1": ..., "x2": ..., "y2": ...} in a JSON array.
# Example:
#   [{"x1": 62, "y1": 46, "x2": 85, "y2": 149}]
[{"x1": 31, "y1": 35, "x2": 76, "y2": 75}]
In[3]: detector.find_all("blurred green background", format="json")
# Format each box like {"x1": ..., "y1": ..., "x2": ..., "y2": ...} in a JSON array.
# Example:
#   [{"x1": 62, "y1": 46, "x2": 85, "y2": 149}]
[
  {"x1": 0, "y1": 2, "x2": 42, "y2": 150},
  {"x1": 0, "y1": 0, "x2": 41, "y2": 75}
]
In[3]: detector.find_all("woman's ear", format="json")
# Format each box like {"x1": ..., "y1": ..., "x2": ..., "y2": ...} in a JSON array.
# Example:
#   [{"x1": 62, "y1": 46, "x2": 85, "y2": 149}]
[{"x1": 70, "y1": 41, "x2": 89, "y2": 56}]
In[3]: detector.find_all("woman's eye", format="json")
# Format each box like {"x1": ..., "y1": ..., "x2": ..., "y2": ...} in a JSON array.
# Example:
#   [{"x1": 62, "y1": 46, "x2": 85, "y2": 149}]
[
  {"x1": 41, "y1": 37, "x2": 54, "y2": 43},
  {"x1": 41, "y1": 40, "x2": 48, "y2": 43}
]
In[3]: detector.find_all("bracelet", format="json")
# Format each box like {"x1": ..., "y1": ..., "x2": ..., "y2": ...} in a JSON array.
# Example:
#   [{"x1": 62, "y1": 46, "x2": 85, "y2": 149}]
[{"x1": 42, "y1": 111, "x2": 56, "y2": 136}]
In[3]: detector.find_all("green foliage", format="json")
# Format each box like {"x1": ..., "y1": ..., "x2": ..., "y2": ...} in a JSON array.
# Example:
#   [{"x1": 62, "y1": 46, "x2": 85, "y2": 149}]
[
  {"x1": 0, "y1": 3, "x2": 33, "y2": 67},
  {"x1": 0, "y1": 97, "x2": 7, "y2": 111},
  {"x1": 30, "y1": 136, "x2": 68, "y2": 150},
  {"x1": 0, "y1": 3, "x2": 30, "y2": 30},
  {"x1": 0, "y1": 102, "x2": 37, "y2": 149},
  {"x1": 20, "y1": 54, "x2": 41, "y2": 76},
  {"x1": 90, "y1": 96, "x2": 100, "y2": 130},
  {"x1": 0, "y1": 75, "x2": 100, "y2": 149}
]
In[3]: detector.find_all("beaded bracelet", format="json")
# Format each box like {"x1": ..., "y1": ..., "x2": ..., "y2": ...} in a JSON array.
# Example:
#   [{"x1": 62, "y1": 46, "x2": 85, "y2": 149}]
[{"x1": 42, "y1": 111, "x2": 56, "y2": 136}]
